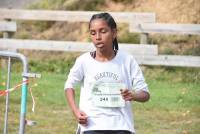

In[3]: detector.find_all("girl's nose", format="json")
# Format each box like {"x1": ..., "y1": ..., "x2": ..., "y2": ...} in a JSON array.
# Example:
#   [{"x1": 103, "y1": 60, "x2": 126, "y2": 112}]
[{"x1": 96, "y1": 32, "x2": 101, "y2": 40}]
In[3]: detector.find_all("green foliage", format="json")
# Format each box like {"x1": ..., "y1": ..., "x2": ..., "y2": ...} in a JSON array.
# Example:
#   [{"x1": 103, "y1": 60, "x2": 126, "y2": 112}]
[
  {"x1": 144, "y1": 66, "x2": 200, "y2": 84},
  {"x1": 9, "y1": 57, "x2": 200, "y2": 84},
  {"x1": 0, "y1": 32, "x2": 3, "y2": 38},
  {"x1": 162, "y1": 47, "x2": 175, "y2": 55},
  {"x1": 150, "y1": 34, "x2": 200, "y2": 55},
  {"x1": 28, "y1": 0, "x2": 66, "y2": 10},
  {"x1": 29, "y1": 58, "x2": 75, "y2": 74},
  {"x1": 63, "y1": 0, "x2": 105, "y2": 11},
  {"x1": 15, "y1": 31, "x2": 30, "y2": 39},
  {"x1": 118, "y1": 24, "x2": 140, "y2": 43},
  {"x1": 179, "y1": 68, "x2": 200, "y2": 83},
  {"x1": 32, "y1": 21, "x2": 55, "y2": 32},
  {"x1": 14, "y1": 20, "x2": 55, "y2": 39},
  {"x1": 7, "y1": 55, "x2": 76, "y2": 74},
  {"x1": 183, "y1": 46, "x2": 200, "y2": 56},
  {"x1": 29, "y1": 0, "x2": 105, "y2": 11},
  {"x1": 150, "y1": 35, "x2": 198, "y2": 45},
  {"x1": 118, "y1": 33, "x2": 140, "y2": 44},
  {"x1": 111, "y1": 0, "x2": 135, "y2": 4}
]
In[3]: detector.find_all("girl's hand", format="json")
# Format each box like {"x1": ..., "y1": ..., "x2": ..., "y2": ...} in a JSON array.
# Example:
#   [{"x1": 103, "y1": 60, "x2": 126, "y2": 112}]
[
  {"x1": 121, "y1": 89, "x2": 150, "y2": 102},
  {"x1": 74, "y1": 110, "x2": 88, "y2": 126},
  {"x1": 120, "y1": 89, "x2": 134, "y2": 101}
]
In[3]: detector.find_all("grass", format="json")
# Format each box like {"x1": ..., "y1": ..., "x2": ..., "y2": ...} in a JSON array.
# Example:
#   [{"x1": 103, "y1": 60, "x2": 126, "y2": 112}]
[{"x1": 0, "y1": 67, "x2": 200, "y2": 134}]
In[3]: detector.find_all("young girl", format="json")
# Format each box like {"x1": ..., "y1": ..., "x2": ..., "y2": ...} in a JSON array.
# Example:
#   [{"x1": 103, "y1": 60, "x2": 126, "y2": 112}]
[{"x1": 64, "y1": 12, "x2": 150, "y2": 134}]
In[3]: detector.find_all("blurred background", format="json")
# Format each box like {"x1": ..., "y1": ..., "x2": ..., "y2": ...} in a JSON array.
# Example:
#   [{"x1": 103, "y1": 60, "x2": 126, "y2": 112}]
[{"x1": 0, "y1": 0, "x2": 199, "y2": 134}]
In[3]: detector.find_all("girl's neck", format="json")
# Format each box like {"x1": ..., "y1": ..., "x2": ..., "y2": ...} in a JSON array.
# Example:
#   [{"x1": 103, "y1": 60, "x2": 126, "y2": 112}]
[{"x1": 95, "y1": 49, "x2": 116, "y2": 62}]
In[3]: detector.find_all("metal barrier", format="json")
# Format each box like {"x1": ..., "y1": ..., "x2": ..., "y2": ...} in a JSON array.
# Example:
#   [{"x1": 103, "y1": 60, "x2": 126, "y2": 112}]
[{"x1": 0, "y1": 51, "x2": 40, "y2": 134}]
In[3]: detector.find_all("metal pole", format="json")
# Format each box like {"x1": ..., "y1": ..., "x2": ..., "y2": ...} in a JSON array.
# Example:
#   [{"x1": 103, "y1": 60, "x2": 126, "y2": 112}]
[
  {"x1": 19, "y1": 76, "x2": 28, "y2": 134},
  {"x1": 3, "y1": 57, "x2": 11, "y2": 134},
  {"x1": 0, "y1": 51, "x2": 28, "y2": 134},
  {"x1": 140, "y1": 33, "x2": 148, "y2": 44}
]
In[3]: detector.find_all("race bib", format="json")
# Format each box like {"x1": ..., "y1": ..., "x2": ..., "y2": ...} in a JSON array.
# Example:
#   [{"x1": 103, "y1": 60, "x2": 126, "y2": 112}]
[{"x1": 91, "y1": 83, "x2": 126, "y2": 107}]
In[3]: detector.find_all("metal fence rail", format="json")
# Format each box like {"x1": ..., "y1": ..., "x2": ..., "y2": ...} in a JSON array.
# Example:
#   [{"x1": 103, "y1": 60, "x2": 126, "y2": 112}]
[{"x1": 0, "y1": 51, "x2": 40, "y2": 134}]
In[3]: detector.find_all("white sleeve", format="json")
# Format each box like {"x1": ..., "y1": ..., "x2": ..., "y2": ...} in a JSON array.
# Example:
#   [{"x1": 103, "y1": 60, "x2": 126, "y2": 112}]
[
  {"x1": 130, "y1": 57, "x2": 149, "y2": 92},
  {"x1": 64, "y1": 57, "x2": 84, "y2": 90}
]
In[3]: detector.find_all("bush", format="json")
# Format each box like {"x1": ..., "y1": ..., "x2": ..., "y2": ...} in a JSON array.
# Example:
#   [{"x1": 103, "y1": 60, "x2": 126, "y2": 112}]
[
  {"x1": 144, "y1": 66, "x2": 200, "y2": 84},
  {"x1": 28, "y1": 0, "x2": 66, "y2": 10},
  {"x1": 111, "y1": 0, "x2": 135, "y2": 4},
  {"x1": 183, "y1": 45, "x2": 200, "y2": 56},
  {"x1": 63, "y1": 0, "x2": 105, "y2": 11},
  {"x1": 118, "y1": 33, "x2": 140, "y2": 44},
  {"x1": 28, "y1": 58, "x2": 75, "y2": 74}
]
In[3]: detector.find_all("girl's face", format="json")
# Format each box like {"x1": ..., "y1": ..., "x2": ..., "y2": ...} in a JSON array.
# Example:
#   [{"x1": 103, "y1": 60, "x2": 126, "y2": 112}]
[{"x1": 89, "y1": 19, "x2": 117, "y2": 51}]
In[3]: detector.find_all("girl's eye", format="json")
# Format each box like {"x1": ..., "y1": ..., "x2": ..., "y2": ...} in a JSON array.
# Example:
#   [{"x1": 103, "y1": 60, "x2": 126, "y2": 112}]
[
  {"x1": 90, "y1": 31, "x2": 96, "y2": 35},
  {"x1": 101, "y1": 29, "x2": 107, "y2": 33}
]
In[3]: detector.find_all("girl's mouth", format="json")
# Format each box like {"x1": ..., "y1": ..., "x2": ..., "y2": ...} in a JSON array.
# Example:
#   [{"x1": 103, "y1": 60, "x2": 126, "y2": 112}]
[{"x1": 95, "y1": 42, "x2": 104, "y2": 48}]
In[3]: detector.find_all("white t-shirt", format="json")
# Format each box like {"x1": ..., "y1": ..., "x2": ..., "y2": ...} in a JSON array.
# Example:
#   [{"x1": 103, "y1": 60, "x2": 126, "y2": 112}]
[{"x1": 64, "y1": 50, "x2": 149, "y2": 133}]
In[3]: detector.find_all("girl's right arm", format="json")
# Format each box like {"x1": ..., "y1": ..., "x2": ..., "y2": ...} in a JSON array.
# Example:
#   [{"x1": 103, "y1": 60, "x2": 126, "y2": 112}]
[{"x1": 65, "y1": 88, "x2": 88, "y2": 126}]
